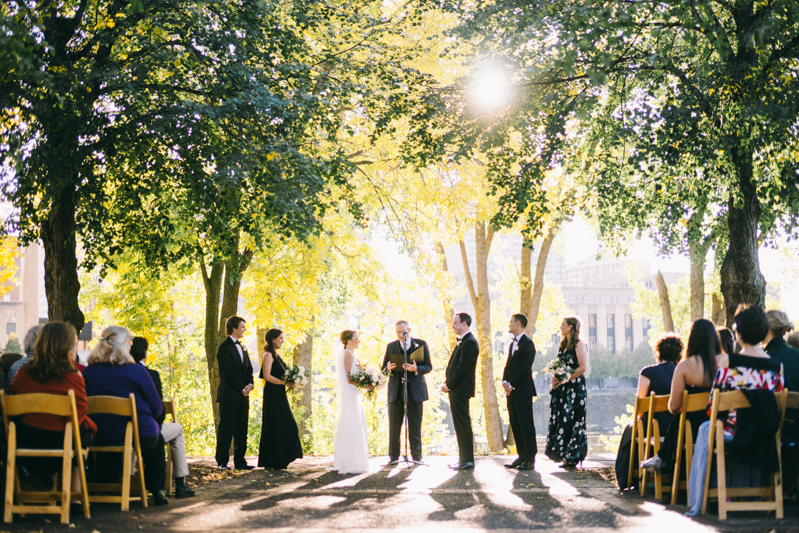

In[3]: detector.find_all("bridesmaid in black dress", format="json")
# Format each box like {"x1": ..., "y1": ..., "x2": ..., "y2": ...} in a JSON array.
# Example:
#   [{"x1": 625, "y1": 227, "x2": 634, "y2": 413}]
[{"x1": 258, "y1": 328, "x2": 303, "y2": 469}]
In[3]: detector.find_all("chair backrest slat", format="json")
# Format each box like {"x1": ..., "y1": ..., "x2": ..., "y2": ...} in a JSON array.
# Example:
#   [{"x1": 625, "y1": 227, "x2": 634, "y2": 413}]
[
  {"x1": 652, "y1": 395, "x2": 670, "y2": 412},
  {"x1": 88, "y1": 394, "x2": 135, "y2": 417},
  {"x1": 684, "y1": 391, "x2": 711, "y2": 412},
  {"x1": 785, "y1": 391, "x2": 799, "y2": 410},
  {"x1": 715, "y1": 390, "x2": 751, "y2": 412},
  {"x1": 2, "y1": 391, "x2": 74, "y2": 417}
]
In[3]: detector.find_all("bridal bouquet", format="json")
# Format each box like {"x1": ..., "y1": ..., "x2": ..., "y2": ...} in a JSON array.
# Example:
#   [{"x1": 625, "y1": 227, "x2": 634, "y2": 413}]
[
  {"x1": 283, "y1": 364, "x2": 310, "y2": 390},
  {"x1": 350, "y1": 366, "x2": 388, "y2": 399},
  {"x1": 544, "y1": 359, "x2": 573, "y2": 388}
]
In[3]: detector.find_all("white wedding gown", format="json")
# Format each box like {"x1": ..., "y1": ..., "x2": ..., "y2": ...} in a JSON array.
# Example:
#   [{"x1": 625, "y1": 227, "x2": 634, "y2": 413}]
[{"x1": 332, "y1": 349, "x2": 370, "y2": 474}]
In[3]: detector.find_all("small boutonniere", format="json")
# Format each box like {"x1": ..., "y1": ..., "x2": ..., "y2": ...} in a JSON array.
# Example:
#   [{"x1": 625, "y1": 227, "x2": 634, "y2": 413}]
[
  {"x1": 413, "y1": 342, "x2": 418, "y2": 349},
  {"x1": 513, "y1": 344, "x2": 519, "y2": 353},
  {"x1": 456, "y1": 339, "x2": 462, "y2": 347}
]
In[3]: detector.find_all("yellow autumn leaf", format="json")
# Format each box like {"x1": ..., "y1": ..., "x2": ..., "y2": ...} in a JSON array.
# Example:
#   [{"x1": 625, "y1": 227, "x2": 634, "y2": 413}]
[
  {"x1": 267, "y1": 152, "x2": 279, "y2": 161},
  {"x1": 107, "y1": 21, "x2": 115, "y2": 28}
]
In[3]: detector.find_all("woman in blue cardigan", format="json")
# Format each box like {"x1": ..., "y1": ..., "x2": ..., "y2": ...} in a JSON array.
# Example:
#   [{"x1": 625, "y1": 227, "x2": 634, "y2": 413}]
[{"x1": 83, "y1": 326, "x2": 168, "y2": 505}]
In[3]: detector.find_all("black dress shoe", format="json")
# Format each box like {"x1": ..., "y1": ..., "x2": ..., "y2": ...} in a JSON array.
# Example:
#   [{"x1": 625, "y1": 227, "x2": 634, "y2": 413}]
[
  {"x1": 386, "y1": 459, "x2": 398, "y2": 466},
  {"x1": 153, "y1": 490, "x2": 169, "y2": 506},
  {"x1": 235, "y1": 464, "x2": 255, "y2": 470},
  {"x1": 516, "y1": 462, "x2": 535, "y2": 471},
  {"x1": 449, "y1": 462, "x2": 475, "y2": 470},
  {"x1": 217, "y1": 464, "x2": 230, "y2": 470},
  {"x1": 505, "y1": 458, "x2": 523, "y2": 469},
  {"x1": 174, "y1": 485, "x2": 196, "y2": 498}
]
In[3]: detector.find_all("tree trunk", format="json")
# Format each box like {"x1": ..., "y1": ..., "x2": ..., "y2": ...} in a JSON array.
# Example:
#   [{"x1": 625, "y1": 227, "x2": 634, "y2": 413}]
[
  {"x1": 200, "y1": 259, "x2": 224, "y2": 429},
  {"x1": 216, "y1": 248, "x2": 254, "y2": 346},
  {"x1": 293, "y1": 333, "x2": 313, "y2": 446},
  {"x1": 688, "y1": 243, "x2": 706, "y2": 322},
  {"x1": 520, "y1": 244, "x2": 532, "y2": 319},
  {"x1": 526, "y1": 222, "x2": 559, "y2": 337},
  {"x1": 40, "y1": 186, "x2": 85, "y2": 333},
  {"x1": 436, "y1": 242, "x2": 458, "y2": 352},
  {"x1": 461, "y1": 221, "x2": 503, "y2": 453},
  {"x1": 711, "y1": 293, "x2": 725, "y2": 325},
  {"x1": 655, "y1": 271, "x2": 675, "y2": 332},
  {"x1": 720, "y1": 157, "x2": 766, "y2": 327}
]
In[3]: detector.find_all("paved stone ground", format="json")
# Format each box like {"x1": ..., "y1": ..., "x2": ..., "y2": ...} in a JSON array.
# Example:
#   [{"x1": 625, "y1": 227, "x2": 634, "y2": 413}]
[{"x1": 3, "y1": 455, "x2": 799, "y2": 532}]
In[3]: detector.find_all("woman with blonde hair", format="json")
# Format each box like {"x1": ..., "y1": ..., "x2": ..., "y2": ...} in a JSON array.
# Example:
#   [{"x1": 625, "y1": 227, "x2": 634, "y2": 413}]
[
  {"x1": 545, "y1": 316, "x2": 589, "y2": 468},
  {"x1": 82, "y1": 326, "x2": 168, "y2": 505}
]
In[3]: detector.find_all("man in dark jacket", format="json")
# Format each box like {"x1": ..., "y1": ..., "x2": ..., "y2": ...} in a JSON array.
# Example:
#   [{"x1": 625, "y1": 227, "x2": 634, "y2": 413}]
[
  {"x1": 502, "y1": 313, "x2": 538, "y2": 470},
  {"x1": 215, "y1": 316, "x2": 255, "y2": 470},
  {"x1": 442, "y1": 312, "x2": 479, "y2": 470},
  {"x1": 382, "y1": 320, "x2": 432, "y2": 465}
]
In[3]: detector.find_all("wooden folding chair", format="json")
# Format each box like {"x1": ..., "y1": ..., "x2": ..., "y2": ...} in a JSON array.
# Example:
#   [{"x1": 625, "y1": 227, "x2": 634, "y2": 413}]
[
  {"x1": 86, "y1": 394, "x2": 148, "y2": 511},
  {"x1": 670, "y1": 390, "x2": 710, "y2": 505},
  {"x1": 640, "y1": 393, "x2": 672, "y2": 499},
  {"x1": 701, "y1": 389, "x2": 786, "y2": 519},
  {"x1": 0, "y1": 390, "x2": 90, "y2": 524},
  {"x1": 163, "y1": 397, "x2": 178, "y2": 495},
  {"x1": 626, "y1": 393, "x2": 652, "y2": 493}
]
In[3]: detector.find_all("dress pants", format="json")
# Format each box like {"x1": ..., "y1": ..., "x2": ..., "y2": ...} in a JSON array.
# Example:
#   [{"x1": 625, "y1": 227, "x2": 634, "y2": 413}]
[
  {"x1": 388, "y1": 393, "x2": 424, "y2": 460},
  {"x1": 215, "y1": 398, "x2": 250, "y2": 467},
  {"x1": 140, "y1": 434, "x2": 166, "y2": 493},
  {"x1": 507, "y1": 393, "x2": 537, "y2": 463},
  {"x1": 162, "y1": 422, "x2": 190, "y2": 478},
  {"x1": 449, "y1": 394, "x2": 474, "y2": 463}
]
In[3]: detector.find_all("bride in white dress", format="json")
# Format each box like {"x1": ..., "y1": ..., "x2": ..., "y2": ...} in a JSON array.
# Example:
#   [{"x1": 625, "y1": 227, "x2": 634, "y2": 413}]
[{"x1": 332, "y1": 330, "x2": 373, "y2": 474}]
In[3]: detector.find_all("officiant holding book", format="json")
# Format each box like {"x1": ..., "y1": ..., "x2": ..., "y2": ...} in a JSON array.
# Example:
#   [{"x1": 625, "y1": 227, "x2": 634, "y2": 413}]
[{"x1": 381, "y1": 320, "x2": 432, "y2": 465}]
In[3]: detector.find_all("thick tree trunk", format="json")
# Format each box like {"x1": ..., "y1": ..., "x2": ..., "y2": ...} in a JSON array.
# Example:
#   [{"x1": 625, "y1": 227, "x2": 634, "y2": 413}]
[
  {"x1": 216, "y1": 249, "x2": 254, "y2": 346},
  {"x1": 200, "y1": 259, "x2": 224, "y2": 429},
  {"x1": 688, "y1": 243, "x2": 706, "y2": 322},
  {"x1": 461, "y1": 221, "x2": 503, "y2": 453},
  {"x1": 293, "y1": 333, "x2": 313, "y2": 446},
  {"x1": 40, "y1": 187, "x2": 85, "y2": 333},
  {"x1": 526, "y1": 223, "x2": 558, "y2": 337},
  {"x1": 720, "y1": 158, "x2": 765, "y2": 327},
  {"x1": 520, "y1": 245, "x2": 532, "y2": 319},
  {"x1": 655, "y1": 271, "x2": 675, "y2": 332},
  {"x1": 436, "y1": 242, "x2": 458, "y2": 352},
  {"x1": 711, "y1": 293, "x2": 725, "y2": 325}
]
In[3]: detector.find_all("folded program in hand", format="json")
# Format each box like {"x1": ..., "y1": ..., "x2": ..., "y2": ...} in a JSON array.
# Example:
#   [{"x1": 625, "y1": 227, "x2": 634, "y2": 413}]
[{"x1": 389, "y1": 347, "x2": 425, "y2": 367}]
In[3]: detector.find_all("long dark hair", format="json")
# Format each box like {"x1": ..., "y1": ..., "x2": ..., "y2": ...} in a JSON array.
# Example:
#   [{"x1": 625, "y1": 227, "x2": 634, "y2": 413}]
[
  {"x1": 558, "y1": 316, "x2": 582, "y2": 352},
  {"x1": 685, "y1": 318, "x2": 720, "y2": 386},
  {"x1": 264, "y1": 328, "x2": 283, "y2": 357}
]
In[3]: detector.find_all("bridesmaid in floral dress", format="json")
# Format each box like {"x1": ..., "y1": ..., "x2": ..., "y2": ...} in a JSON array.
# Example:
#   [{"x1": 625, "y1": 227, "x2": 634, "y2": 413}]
[{"x1": 545, "y1": 316, "x2": 589, "y2": 468}]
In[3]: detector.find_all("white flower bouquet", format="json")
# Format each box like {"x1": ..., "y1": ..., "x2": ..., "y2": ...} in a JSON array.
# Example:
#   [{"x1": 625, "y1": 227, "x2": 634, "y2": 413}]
[
  {"x1": 350, "y1": 366, "x2": 388, "y2": 399},
  {"x1": 544, "y1": 359, "x2": 573, "y2": 388},
  {"x1": 283, "y1": 364, "x2": 310, "y2": 390}
]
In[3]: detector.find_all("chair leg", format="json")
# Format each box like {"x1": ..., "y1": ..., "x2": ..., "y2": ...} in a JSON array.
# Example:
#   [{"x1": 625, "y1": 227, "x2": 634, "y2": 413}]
[
  {"x1": 715, "y1": 424, "x2": 728, "y2": 520},
  {"x1": 671, "y1": 424, "x2": 684, "y2": 506},
  {"x1": 775, "y1": 434, "x2": 784, "y2": 519},
  {"x1": 60, "y1": 426, "x2": 73, "y2": 524},
  {"x1": 4, "y1": 424, "x2": 16, "y2": 523},
  {"x1": 122, "y1": 445, "x2": 132, "y2": 512},
  {"x1": 701, "y1": 422, "x2": 716, "y2": 516}
]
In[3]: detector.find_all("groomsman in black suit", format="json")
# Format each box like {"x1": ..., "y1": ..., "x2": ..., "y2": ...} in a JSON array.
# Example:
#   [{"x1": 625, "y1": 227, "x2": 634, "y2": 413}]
[
  {"x1": 442, "y1": 312, "x2": 479, "y2": 470},
  {"x1": 502, "y1": 313, "x2": 538, "y2": 471},
  {"x1": 215, "y1": 316, "x2": 255, "y2": 470},
  {"x1": 382, "y1": 320, "x2": 432, "y2": 465}
]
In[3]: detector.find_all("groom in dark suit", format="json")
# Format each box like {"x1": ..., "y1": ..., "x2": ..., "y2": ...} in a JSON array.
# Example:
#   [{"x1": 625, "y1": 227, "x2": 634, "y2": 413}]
[
  {"x1": 382, "y1": 320, "x2": 432, "y2": 465},
  {"x1": 502, "y1": 313, "x2": 538, "y2": 470},
  {"x1": 215, "y1": 316, "x2": 255, "y2": 470},
  {"x1": 442, "y1": 312, "x2": 479, "y2": 470}
]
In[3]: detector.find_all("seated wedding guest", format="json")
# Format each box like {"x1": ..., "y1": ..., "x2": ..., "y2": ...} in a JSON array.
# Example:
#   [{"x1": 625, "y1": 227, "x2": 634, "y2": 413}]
[
  {"x1": 8, "y1": 322, "x2": 97, "y2": 494},
  {"x1": 788, "y1": 332, "x2": 799, "y2": 351},
  {"x1": 616, "y1": 332, "x2": 683, "y2": 489},
  {"x1": 82, "y1": 326, "x2": 169, "y2": 506},
  {"x1": 764, "y1": 310, "x2": 799, "y2": 391},
  {"x1": 1, "y1": 353, "x2": 23, "y2": 386},
  {"x1": 685, "y1": 305, "x2": 783, "y2": 516},
  {"x1": 717, "y1": 326, "x2": 735, "y2": 356},
  {"x1": 130, "y1": 337, "x2": 194, "y2": 498},
  {"x1": 8, "y1": 325, "x2": 43, "y2": 383},
  {"x1": 640, "y1": 319, "x2": 718, "y2": 473}
]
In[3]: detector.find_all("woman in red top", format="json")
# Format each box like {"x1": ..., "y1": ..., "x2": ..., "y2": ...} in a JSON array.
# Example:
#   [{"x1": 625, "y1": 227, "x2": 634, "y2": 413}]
[{"x1": 9, "y1": 322, "x2": 97, "y2": 494}]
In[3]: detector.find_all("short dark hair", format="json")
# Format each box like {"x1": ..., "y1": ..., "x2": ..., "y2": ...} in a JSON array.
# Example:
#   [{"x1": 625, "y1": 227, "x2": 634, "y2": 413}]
[
  {"x1": 225, "y1": 316, "x2": 246, "y2": 336},
  {"x1": 734, "y1": 304, "x2": 770, "y2": 345},
  {"x1": 788, "y1": 332, "x2": 799, "y2": 350},
  {"x1": 654, "y1": 332, "x2": 683, "y2": 363},
  {"x1": 130, "y1": 337, "x2": 149, "y2": 363},
  {"x1": 511, "y1": 313, "x2": 528, "y2": 329},
  {"x1": 455, "y1": 312, "x2": 472, "y2": 327}
]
